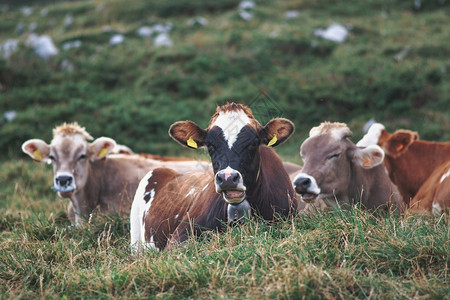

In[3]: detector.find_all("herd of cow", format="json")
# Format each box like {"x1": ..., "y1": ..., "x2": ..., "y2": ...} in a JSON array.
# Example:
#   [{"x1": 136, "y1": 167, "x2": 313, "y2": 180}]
[{"x1": 21, "y1": 102, "x2": 449, "y2": 251}]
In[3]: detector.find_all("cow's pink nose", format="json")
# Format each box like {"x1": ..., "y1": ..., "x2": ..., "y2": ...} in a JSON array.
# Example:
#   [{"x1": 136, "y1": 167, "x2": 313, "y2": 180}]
[{"x1": 216, "y1": 171, "x2": 241, "y2": 189}]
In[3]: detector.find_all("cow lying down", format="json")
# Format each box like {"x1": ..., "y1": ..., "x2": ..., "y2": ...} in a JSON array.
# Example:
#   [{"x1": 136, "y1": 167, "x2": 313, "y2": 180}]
[
  {"x1": 293, "y1": 122, "x2": 404, "y2": 213},
  {"x1": 357, "y1": 122, "x2": 450, "y2": 213},
  {"x1": 22, "y1": 122, "x2": 211, "y2": 225},
  {"x1": 130, "y1": 102, "x2": 298, "y2": 252}
]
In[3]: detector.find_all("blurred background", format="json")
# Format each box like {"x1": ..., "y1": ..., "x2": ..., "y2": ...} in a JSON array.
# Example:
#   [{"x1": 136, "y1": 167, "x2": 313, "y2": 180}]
[{"x1": 1, "y1": 0, "x2": 449, "y2": 163}]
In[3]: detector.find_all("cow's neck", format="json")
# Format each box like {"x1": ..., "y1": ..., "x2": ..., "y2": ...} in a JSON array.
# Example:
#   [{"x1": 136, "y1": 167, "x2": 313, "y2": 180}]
[
  {"x1": 247, "y1": 146, "x2": 296, "y2": 219},
  {"x1": 71, "y1": 162, "x2": 102, "y2": 220}
]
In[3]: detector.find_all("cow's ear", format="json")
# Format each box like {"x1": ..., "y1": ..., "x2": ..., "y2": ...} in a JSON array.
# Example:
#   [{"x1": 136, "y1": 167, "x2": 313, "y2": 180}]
[
  {"x1": 386, "y1": 130, "x2": 417, "y2": 157},
  {"x1": 89, "y1": 137, "x2": 117, "y2": 160},
  {"x1": 169, "y1": 121, "x2": 206, "y2": 149},
  {"x1": 22, "y1": 139, "x2": 50, "y2": 162},
  {"x1": 353, "y1": 145, "x2": 385, "y2": 169},
  {"x1": 262, "y1": 118, "x2": 295, "y2": 147}
]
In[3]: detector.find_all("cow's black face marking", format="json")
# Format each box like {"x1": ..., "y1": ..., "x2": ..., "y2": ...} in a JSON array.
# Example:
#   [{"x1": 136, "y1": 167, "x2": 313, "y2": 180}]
[{"x1": 206, "y1": 125, "x2": 261, "y2": 186}]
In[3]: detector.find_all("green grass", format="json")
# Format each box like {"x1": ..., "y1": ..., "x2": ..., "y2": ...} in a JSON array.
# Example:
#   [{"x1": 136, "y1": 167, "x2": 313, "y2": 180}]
[{"x1": 0, "y1": 160, "x2": 449, "y2": 298}]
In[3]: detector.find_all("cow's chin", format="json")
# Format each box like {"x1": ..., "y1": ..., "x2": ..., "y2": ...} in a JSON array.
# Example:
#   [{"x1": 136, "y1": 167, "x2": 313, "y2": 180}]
[
  {"x1": 222, "y1": 190, "x2": 246, "y2": 204},
  {"x1": 300, "y1": 192, "x2": 318, "y2": 203}
]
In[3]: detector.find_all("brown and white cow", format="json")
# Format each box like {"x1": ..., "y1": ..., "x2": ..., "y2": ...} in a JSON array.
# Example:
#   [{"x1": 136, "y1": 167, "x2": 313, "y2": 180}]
[
  {"x1": 357, "y1": 123, "x2": 450, "y2": 211},
  {"x1": 293, "y1": 122, "x2": 403, "y2": 212},
  {"x1": 130, "y1": 102, "x2": 298, "y2": 251},
  {"x1": 410, "y1": 160, "x2": 450, "y2": 213},
  {"x1": 22, "y1": 122, "x2": 211, "y2": 225}
]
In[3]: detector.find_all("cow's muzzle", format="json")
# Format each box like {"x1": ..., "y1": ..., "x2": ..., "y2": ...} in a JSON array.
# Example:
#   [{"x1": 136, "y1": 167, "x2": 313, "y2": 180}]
[
  {"x1": 215, "y1": 169, "x2": 246, "y2": 204},
  {"x1": 293, "y1": 173, "x2": 321, "y2": 203},
  {"x1": 52, "y1": 174, "x2": 75, "y2": 196}
]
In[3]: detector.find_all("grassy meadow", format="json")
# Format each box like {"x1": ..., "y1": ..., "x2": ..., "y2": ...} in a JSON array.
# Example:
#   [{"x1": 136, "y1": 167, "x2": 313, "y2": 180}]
[{"x1": 1, "y1": 0, "x2": 450, "y2": 298}]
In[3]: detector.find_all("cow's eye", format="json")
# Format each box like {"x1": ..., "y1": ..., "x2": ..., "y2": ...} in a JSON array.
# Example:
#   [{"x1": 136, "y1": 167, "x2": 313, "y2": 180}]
[
  {"x1": 78, "y1": 154, "x2": 87, "y2": 160},
  {"x1": 327, "y1": 153, "x2": 340, "y2": 160},
  {"x1": 48, "y1": 154, "x2": 56, "y2": 161}
]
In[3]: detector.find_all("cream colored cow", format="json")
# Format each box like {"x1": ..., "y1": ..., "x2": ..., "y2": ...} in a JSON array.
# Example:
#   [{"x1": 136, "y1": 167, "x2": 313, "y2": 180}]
[{"x1": 22, "y1": 122, "x2": 211, "y2": 225}]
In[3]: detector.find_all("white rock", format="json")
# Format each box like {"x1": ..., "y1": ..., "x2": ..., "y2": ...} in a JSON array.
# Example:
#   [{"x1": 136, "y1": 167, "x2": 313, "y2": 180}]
[
  {"x1": 61, "y1": 59, "x2": 74, "y2": 72},
  {"x1": 16, "y1": 22, "x2": 25, "y2": 33},
  {"x1": 238, "y1": 1, "x2": 255, "y2": 21},
  {"x1": 153, "y1": 33, "x2": 172, "y2": 47},
  {"x1": 62, "y1": 40, "x2": 82, "y2": 50},
  {"x1": 109, "y1": 34, "x2": 124, "y2": 45},
  {"x1": 27, "y1": 34, "x2": 59, "y2": 60},
  {"x1": 239, "y1": 11, "x2": 253, "y2": 21},
  {"x1": 4, "y1": 110, "x2": 17, "y2": 122},
  {"x1": 0, "y1": 39, "x2": 18, "y2": 59},
  {"x1": 394, "y1": 45, "x2": 411, "y2": 61},
  {"x1": 314, "y1": 24, "x2": 349, "y2": 43},
  {"x1": 285, "y1": 10, "x2": 299, "y2": 19},
  {"x1": 64, "y1": 13, "x2": 74, "y2": 27},
  {"x1": 238, "y1": 1, "x2": 255, "y2": 10},
  {"x1": 152, "y1": 23, "x2": 172, "y2": 34},
  {"x1": 21, "y1": 6, "x2": 33, "y2": 16},
  {"x1": 188, "y1": 17, "x2": 208, "y2": 27},
  {"x1": 137, "y1": 26, "x2": 153, "y2": 37},
  {"x1": 29, "y1": 22, "x2": 37, "y2": 32}
]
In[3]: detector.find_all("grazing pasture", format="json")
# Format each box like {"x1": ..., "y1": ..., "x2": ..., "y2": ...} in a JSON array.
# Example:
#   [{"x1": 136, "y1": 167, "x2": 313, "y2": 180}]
[
  {"x1": 1, "y1": 0, "x2": 449, "y2": 298},
  {"x1": 1, "y1": 160, "x2": 449, "y2": 298}
]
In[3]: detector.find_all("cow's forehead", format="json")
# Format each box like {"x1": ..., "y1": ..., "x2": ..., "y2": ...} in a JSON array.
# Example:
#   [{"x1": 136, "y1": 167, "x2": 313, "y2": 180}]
[
  {"x1": 209, "y1": 108, "x2": 258, "y2": 148},
  {"x1": 301, "y1": 133, "x2": 345, "y2": 157},
  {"x1": 51, "y1": 134, "x2": 88, "y2": 155}
]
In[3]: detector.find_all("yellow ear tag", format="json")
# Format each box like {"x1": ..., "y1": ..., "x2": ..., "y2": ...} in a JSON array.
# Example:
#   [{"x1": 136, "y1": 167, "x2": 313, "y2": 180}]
[
  {"x1": 268, "y1": 134, "x2": 278, "y2": 147},
  {"x1": 187, "y1": 137, "x2": 198, "y2": 149},
  {"x1": 99, "y1": 148, "x2": 108, "y2": 158},
  {"x1": 33, "y1": 150, "x2": 42, "y2": 160}
]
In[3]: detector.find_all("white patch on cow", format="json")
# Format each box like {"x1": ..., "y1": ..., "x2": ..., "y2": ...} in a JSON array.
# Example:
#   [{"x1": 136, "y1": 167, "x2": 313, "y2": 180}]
[
  {"x1": 130, "y1": 171, "x2": 153, "y2": 253},
  {"x1": 212, "y1": 110, "x2": 250, "y2": 148},
  {"x1": 143, "y1": 189, "x2": 155, "y2": 220},
  {"x1": 432, "y1": 202, "x2": 442, "y2": 214},
  {"x1": 293, "y1": 173, "x2": 321, "y2": 195},
  {"x1": 356, "y1": 123, "x2": 385, "y2": 147},
  {"x1": 439, "y1": 169, "x2": 450, "y2": 184}
]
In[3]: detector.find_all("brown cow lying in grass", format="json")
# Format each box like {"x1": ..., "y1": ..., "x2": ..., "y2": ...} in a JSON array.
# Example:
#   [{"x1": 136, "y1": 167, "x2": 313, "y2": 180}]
[
  {"x1": 293, "y1": 122, "x2": 404, "y2": 213},
  {"x1": 130, "y1": 102, "x2": 298, "y2": 251},
  {"x1": 22, "y1": 122, "x2": 211, "y2": 225},
  {"x1": 357, "y1": 123, "x2": 450, "y2": 213}
]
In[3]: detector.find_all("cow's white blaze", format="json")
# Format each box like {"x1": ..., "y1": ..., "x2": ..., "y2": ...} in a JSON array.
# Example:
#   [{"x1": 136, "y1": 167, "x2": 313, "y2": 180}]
[{"x1": 212, "y1": 110, "x2": 250, "y2": 149}]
